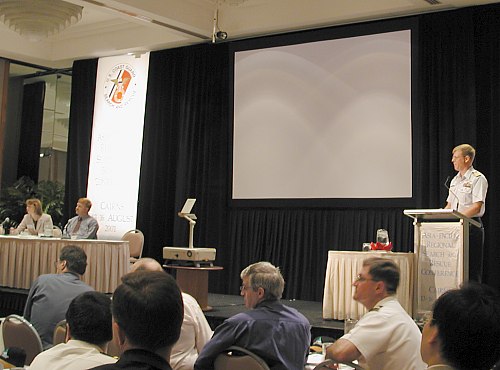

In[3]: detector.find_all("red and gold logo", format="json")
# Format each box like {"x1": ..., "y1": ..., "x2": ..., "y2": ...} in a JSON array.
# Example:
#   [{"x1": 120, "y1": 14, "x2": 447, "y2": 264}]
[{"x1": 104, "y1": 64, "x2": 137, "y2": 108}]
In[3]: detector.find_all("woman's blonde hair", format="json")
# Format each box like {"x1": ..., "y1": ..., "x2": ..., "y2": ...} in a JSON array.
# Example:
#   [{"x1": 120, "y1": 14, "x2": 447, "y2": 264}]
[{"x1": 26, "y1": 198, "x2": 43, "y2": 216}]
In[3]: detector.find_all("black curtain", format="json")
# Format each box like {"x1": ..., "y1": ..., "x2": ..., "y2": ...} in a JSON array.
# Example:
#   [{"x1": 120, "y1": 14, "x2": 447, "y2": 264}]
[
  {"x1": 68, "y1": 3, "x2": 500, "y2": 300},
  {"x1": 473, "y1": 5, "x2": 500, "y2": 290},
  {"x1": 138, "y1": 43, "x2": 230, "y2": 270},
  {"x1": 415, "y1": 5, "x2": 500, "y2": 291},
  {"x1": 64, "y1": 59, "x2": 98, "y2": 224},
  {"x1": 17, "y1": 81, "x2": 45, "y2": 182}
]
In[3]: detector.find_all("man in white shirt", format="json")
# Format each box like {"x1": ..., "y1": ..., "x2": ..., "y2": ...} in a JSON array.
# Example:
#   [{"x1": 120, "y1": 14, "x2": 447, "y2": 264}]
[
  {"x1": 445, "y1": 143, "x2": 488, "y2": 282},
  {"x1": 326, "y1": 257, "x2": 426, "y2": 370},
  {"x1": 29, "y1": 291, "x2": 116, "y2": 370}
]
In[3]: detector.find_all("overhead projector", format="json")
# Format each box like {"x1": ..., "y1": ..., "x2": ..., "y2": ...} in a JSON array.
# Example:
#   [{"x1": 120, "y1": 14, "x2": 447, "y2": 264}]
[{"x1": 163, "y1": 198, "x2": 216, "y2": 267}]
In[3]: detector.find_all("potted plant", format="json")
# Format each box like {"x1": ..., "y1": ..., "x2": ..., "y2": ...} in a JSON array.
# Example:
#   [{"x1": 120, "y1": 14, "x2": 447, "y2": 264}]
[{"x1": 0, "y1": 176, "x2": 65, "y2": 229}]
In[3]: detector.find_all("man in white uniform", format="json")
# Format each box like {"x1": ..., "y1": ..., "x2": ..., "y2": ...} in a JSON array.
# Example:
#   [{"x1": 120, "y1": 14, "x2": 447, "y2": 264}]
[
  {"x1": 29, "y1": 291, "x2": 116, "y2": 370},
  {"x1": 445, "y1": 143, "x2": 488, "y2": 281},
  {"x1": 326, "y1": 257, "x2": 426, "y2": 370}
]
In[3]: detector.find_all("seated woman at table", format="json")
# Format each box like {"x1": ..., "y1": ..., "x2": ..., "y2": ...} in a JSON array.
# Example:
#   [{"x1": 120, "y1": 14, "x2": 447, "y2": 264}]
[{"x1": 11, "y1": 198, "x2": 53, "y2": 235}]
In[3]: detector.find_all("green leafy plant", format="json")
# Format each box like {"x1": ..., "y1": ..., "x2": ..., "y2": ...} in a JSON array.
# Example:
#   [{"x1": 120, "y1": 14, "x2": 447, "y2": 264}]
[
  {"x1": 36, "y1": 180, "x2": 65, "y2": 227},
  {"x1": 0, "y1": 176, "x2": 65, "y2": 228}
]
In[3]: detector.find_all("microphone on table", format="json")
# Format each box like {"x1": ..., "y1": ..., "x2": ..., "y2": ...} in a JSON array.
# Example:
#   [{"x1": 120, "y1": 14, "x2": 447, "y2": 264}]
[{"x1": 2, "y1": 217, "x2": 10, "y2": 234}]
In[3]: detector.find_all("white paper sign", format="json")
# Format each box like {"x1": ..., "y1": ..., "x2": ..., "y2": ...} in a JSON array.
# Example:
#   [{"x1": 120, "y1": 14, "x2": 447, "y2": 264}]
[
  {"x1": 87, "y1": 53, "x2": 150, "y2": 240},
  {"x1": 417, "y1": 222, "x2": 462, "y2": 312}
]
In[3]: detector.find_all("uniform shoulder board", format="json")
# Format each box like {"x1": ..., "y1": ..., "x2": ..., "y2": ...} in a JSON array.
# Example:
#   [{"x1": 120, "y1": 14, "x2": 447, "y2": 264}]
[{"x1": 472, "y1": 171, "x2": 482, "y2": 177}]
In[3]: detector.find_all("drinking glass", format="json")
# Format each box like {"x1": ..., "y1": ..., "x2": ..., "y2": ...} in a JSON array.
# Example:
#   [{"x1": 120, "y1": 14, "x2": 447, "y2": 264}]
[{"x1": 344, "y1": 318, "x2": 358, "y2": 334}]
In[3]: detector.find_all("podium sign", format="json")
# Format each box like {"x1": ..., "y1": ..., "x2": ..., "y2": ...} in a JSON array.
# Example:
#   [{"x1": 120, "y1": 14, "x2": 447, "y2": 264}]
[
  {"x1": 416, "y1": 222, "x2": 462, "y2": 312},
  {"x1": 404, "y1": 209, "x2": 479, "y2": 319}
]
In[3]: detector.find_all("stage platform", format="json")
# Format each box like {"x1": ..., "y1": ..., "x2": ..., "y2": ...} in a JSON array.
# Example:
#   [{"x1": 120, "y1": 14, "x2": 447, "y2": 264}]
[
  {"x1": 1, "y1": 287, "x2": 344, "y2": 341},
  {"x1": 204, "y1": 293, "x2": 344, "y2": 340}
]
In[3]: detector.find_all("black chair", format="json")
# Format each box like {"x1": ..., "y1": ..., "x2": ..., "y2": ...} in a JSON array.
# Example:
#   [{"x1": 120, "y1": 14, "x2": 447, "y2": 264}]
[
  {"x1": 52, "y1": 319, "x2": 67, "y2": 345},
  {"x1": 214, "y1": 346, "x2": 271, "y2": 370},
  {"x1": 313, "y1": 358, "x2": 365, "y2": 370},
  {"x1": 2, "y1": 314, "x2": 43, "y2": 365}
]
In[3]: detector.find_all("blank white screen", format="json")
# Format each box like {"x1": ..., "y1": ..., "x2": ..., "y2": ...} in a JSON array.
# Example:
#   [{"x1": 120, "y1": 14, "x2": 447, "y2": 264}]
[{"x1": 233, "y1": 30, "x2": 412, "y2": 199}]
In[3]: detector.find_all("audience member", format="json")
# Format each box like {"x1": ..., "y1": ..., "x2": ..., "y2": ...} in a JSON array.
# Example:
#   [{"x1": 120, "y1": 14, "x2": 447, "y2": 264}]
[
  {"x1": 130, "y1": 258, "x2": 213, "y2": 370},
  {"x1": 194, "y1": 261, "x2": 311, "y2": 370},
  {"x1": 326, "y1": 257, "x2": 425, "y2": 370},
  {"x1": 90, "y1": 270, "x2": 184, "y2": 370},
  {"x1": 29, "y1": 291, "x2": 116, "y2": 369},
  {"x1": 420, "y1": 282, "x2": 500, "y2": 370},
  {"x1": 10, "y1": 198, "x2": 53, "y2": 235},
  {"x1": 24, "y1": 245, "x2": 94, "y2": 348},
  {"x1": 63, "y1": 197, "x2": 99, "y2": 239}
]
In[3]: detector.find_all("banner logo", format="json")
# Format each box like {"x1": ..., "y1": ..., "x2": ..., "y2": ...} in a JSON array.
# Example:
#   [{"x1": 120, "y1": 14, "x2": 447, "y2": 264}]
[{"x1": 104, "y1": 64, "x2": 137, "y2": 108}]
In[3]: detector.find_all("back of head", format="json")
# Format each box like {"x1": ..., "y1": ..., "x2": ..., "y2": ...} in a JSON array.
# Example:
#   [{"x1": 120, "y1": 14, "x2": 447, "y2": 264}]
[
  {"x1": 363, "y1": 257, "x2": 400, "y2": 294},
  {"x1": 66, "y1": 291, "x2": 112, "y2": 346},
  {"x1": 130, "y1": 257, "x2": 163, "y2": 273},
  {"x1": 112, "y1": 271, "x2": 183, "y2": 351},
  {"x1": 432, "y1": 282, "x2": 500, "y2": 370},
  {"x1": 240, "y1": 261, "x2": 285, "y2": 300},
  {"x1": 60, "y1": 245, "x2": 88, "y2": 275}
]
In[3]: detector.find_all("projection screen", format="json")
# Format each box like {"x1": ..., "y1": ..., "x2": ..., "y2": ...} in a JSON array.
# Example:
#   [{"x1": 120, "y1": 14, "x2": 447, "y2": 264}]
[{"x1": 232, "y1": 29, "x2": 413, "y2": 202}]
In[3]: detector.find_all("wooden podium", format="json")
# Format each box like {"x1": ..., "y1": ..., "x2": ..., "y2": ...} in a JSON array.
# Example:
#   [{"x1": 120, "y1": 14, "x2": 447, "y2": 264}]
[
  {"x1": 404, "y1": 209, "x2": 481, "y2": 319},
  {"x1": 164, "y1": 264, "x2": 223, "y2": 311}
]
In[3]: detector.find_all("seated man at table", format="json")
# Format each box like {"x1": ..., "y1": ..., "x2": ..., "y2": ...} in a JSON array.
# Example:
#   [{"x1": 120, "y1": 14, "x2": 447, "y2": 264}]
[
  {"x1": 29, "y1": 291, "x2": 116, "y2": 370},
  {"x1": 421, "y1": 282, "x2": 500, "y2": 370},
  {"x1": 326, "y1": 257, "x2": 425, "y2": 370},
  {"x1": 194, "y1": 261, "x2": 311, "y2": 370},
  {"x1": 90, "y1": 270, "x2": 184, "y2": 370},
  {"x1": 131, "y1": 258, "x2": 214, "y2": 370},
  {"x1": 23, "y1": 245, "x2": 94, "y2": 348},
  {"x1": 63, "y1": 197, "x2": 99, "y2": 239}
]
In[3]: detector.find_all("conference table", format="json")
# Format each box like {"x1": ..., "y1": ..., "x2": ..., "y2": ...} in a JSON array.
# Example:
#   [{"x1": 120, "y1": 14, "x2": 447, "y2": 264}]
[
  {"x1": 322, "y1": 250, "x2": 415, "y2": 320},
  {"x1": 0, "y1": 235, "x2": 130, "y2": 293}
]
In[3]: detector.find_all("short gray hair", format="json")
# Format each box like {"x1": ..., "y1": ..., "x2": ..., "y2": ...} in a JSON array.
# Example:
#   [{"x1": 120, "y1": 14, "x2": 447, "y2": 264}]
[{"x1": 240, "y1": 261, "x2": 285, "y2": 300}]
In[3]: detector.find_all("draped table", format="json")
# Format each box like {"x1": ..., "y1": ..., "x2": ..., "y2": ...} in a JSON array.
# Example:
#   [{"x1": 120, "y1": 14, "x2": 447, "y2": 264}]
[
  {"x1": 0, "y1": 235, "x2": 129, "y2": 293},
  {"x1": 322, "y1": 250, "x2": 415, "y2": 320}
]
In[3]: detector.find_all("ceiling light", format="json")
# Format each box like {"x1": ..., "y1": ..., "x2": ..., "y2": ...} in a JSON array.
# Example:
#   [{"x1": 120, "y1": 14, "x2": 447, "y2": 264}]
[
  {"x1": 212, "y1": 7, "x2": 228, "y2": 43},
  {"x1": 215, "y1": 31, "x2": 227, "y2": 40},
  {"x1": 0, "y1": 0, "x2": 83, "y2": 42}
]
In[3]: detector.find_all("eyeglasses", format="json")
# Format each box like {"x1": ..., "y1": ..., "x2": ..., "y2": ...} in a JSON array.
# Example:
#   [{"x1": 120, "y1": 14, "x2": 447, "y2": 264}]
[
  {"x1": 239, "y1": 285, "x2": 256, "y2": 292},
  {"x1": 354, "y1": 274, "x2": 374, "y2": 282}
]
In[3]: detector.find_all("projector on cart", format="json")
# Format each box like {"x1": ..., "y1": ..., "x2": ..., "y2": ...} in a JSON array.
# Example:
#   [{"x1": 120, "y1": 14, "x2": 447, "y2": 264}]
[{"x1": 162, "y1": 199, "x2": 216, "y2": 267}]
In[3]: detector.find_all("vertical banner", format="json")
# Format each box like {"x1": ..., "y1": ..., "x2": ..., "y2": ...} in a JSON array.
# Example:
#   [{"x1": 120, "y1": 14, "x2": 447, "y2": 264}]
[
  {"x1": 416, "y1": 222, "x2": 462, "y2": 314},
  {"x1": 86, "y1": 53, "x2": 150, "y2": 240}
]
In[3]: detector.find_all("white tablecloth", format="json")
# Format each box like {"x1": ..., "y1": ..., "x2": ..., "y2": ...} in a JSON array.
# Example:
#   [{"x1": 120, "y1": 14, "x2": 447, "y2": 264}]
[
  {"x1": 322, "y1": 250, "x2": 415, "y2": 320},
  {"x1": 0, "y1": 235, "x2": 129, "y2": 293}
]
